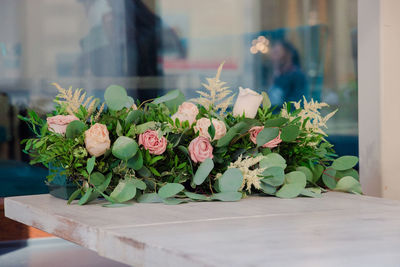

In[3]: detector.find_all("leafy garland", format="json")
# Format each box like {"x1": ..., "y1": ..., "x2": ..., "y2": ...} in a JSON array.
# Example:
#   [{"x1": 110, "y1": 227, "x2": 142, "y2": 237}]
[{"x1": 20, "y1": 64, "x2": 361, "y2": 206}]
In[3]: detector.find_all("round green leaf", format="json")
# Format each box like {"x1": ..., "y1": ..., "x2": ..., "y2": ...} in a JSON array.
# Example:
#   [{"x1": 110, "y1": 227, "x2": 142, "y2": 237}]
[
  {"x1": 285, "y1": 171, "x2": 307, "y2": 188},
  {"x1": 158, "y1": 183, "x2": 184, "y2": 199},
  {"x1": 137, "y1": 193, "x2": 163, "y2": 203},
  {"x1": 66, "y1": 120, "x2": 86, "y2": 139},
  {"x1": 276, "y1": 184, "x2": 304, "y2": 199},
  {"x1": 127, "y1": 150, "x2": 143, "y2": 170},
  {"x1": 322, "y1": 168, "x2": 337, "y2": 189},
  {"x1": 336, "y1": 168, "x2": 359, "y2": 181},
  {"x1": 104, "y1": 85, "x2": 128, "y2": 111},
  {"x1": 281, "y1": 125, "x2": 300, "y2": 142},
  {"x1": 260, "y1": 153, "x2": 287, "y2": 169},
  {"x1": 211, "y1": 192, "x2": 242, "y2": 202},
  {"x1": 331, "y1": 156, "x2": 359, "y2": 171},
  {"x1": 261, "y1": 166, "x2": 285, "y2": 186},
  {"x1": 259, "y1": 182, "x2": 276, "y2": 195},
  {"x1": 218, "y1": 168, "x2": 243, "y2": 192},
  {"x1": 265, "y1": 117, "x2": 288, "y2": 127},
  {"x1": 110, "y1": 179, "x2": 137, "y2": 203},
  {"x1": 193, "y1": 158, "x2": 214, "y2": 185},
  {"x1": 334, "y1": 176, "x2": 362, "y2": 194},
  {"x1": 300, "y1": 188, "x2": 322, "y2": 198},
  {"x1": 296, "y1": 166, "x2": 313, "y2": 182},
  {"x1": 90, "y1": 172, "x2": 105, "y2": 187},
  {"x1": 256, "y1": 127, "x2": 279, "y2": 147},
  {"x1": 184, "y1": 192, "x2": 209, "y2": 201},
  {"x1": 78, "y1": 188, "x2": 94, "y2": 205},
  {"x1": 112, "y1": 136, "x2": 138, "y2": 161},
  {"x1": 86, "y1": 156, "x2": 96, "y2": 175},
  {"x1": 312, "y1": 164, "x2": 324, "y2": 183}
]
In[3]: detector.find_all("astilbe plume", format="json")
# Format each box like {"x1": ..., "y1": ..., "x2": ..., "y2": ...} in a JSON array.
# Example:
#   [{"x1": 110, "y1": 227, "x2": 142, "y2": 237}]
[
  {"x1": 191, "y1": 62, "x2": 235, "y2": 115},
  {"x1": 52, "y1": 83, "x2": 99, "y2": 119}
]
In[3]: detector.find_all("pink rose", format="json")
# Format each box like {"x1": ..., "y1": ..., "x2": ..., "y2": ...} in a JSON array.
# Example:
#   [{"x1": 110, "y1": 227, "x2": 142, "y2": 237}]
[
  {"x1": 84, "y1": 123, "x2": 111, "y2": 157},
  {"x1": 188, "y1": 136, "x2": 214, "y2": 163},
  {"x1": 249, "y1": 126, "x2": 282, "y2": 148},
  {"x1": 138, "y1": 130, "x2": 167, "y2": 155},
  {"x1": 47, "y1": 115, "x2": 79, "y2": 135},
  {"x1": 194, "y1": 118, "x2": 227, "y2": 141},
  {"x1": 171, "y1": 102, "x2": 199, "y2": 126}
]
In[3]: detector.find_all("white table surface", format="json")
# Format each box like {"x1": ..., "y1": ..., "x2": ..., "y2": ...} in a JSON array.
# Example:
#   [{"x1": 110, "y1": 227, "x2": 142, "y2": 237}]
[{"x1": 5, "y1": 192, "x2": 400, "y2": 267}]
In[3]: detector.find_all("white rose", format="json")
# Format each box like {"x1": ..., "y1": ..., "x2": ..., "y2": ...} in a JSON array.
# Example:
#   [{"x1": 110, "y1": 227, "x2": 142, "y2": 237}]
[
  {"x1": 233, "y1": 87, "x2": 263, "y2": 118},
  {"x1": 194, "y1": 118, "x2": 226, "y2": 141}
]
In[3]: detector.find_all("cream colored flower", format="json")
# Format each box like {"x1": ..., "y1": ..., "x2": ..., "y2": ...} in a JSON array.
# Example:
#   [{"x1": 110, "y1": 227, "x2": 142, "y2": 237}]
[
  {"x1": 84, "y1": 123, "x2": 111, "y2": 157},
  {"x1": 171, "y1": 102, "x2": 199, "y2": 126},
  {"x1": 233, "y1": 87, "x2": 263, "y2": 118}
]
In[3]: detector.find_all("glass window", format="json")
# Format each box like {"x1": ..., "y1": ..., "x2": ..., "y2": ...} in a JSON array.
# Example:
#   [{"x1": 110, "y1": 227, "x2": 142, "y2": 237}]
[{"x1": 0, "y1": 0, "x2": 357, "y2": 196}]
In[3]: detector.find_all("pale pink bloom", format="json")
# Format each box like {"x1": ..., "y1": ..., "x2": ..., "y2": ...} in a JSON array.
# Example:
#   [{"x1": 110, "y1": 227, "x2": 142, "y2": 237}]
[
  {"x1": 249, "y1": 126, "x2": 282, "y2": 148},
  {"x1": 47, "y1": 115, "x2": 79, "y2": 135},
  {"x1": 138, "y1": 130, "x2": 167, "y2": 155},
  {"x1": 233, "y1": 87, "x2": 263, "y2": 118},
  {"x1": 194, "y1": 118, "x2": 226, "y2": 141},
  {"x1": 188, "y1": 136, "x2": 214, "y2": 163},
  {"x1": 171, "y1": 102, "x2": 199, "y2": 126},
  {"x1": 84, "y1": 123, "x2": 111, "y2": 157}
]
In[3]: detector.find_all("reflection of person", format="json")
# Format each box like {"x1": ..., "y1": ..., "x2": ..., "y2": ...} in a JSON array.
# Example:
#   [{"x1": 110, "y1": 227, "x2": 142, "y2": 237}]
[{"x1": 268, "y1": 40, "x2": 308, "y2": 106}]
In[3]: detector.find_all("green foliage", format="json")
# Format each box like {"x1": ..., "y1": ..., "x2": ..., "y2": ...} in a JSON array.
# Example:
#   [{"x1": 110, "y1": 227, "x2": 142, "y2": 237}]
[
  {"x1": 112, "y1": 136, "x2": 138, "y2": 161},
  {"x1": 158, "y1": 183, "x2": 185, "y2": 199},
  {"x1": 331, "y1": 156, "x2": 359, "y2": 171},
  {"x1": 105, "y1": 85, "x2": 129, "y2": 111},
  {"x1": 276, "y1": 171, "x2": 307, "y2": 198},
  {"x1": 66, "y1": 120, "x2": 86, "y2": 139},
  {"x1": 256, "y1": 127, "x2": 279, "y2": 147},
  {"x1": 217, "y1": 168, "x2": 243, "y2": 192},
  {"x1": 193, "y1": 158, "x2": 214, "y2": 185},
  {"x1": 110, "y1": 178, "x2": 137, "y2": 203}
]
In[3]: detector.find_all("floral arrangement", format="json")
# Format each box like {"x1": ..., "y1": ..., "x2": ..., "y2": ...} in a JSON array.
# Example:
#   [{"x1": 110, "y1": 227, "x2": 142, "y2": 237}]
[{"x1": 20, "y1": 63, "x2": 361, "y2": 206}]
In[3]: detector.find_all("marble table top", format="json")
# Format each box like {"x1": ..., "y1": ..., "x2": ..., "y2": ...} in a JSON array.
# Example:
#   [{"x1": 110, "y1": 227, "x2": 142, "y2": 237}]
[{"x1": 5, "y1": 192, "x2": 400, "y2": 267}]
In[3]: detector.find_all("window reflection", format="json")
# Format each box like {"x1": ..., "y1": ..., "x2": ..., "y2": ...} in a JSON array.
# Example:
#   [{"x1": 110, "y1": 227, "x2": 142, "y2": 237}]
[{"x1": 0, "y1": 0, "x2": 358, "y2": 197}]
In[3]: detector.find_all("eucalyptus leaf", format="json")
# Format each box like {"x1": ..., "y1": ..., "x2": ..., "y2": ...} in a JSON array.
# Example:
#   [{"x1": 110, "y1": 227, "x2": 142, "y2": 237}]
[
  {"x1": 259, "y1": 182, "x2": 276, "y2": 195},
  {"x1": 125, "y1": 110, "x2": 142, "y2": 125},
  {"x1": 90, "y1": 172, "x2": 105, "y2": 187},
  {"x1": 218, "y1": 168, "x2": 243, "y2": 192},
  {"x1": 256, "y1": 127, "x2": 279, "y2": 147},
  {"x1": 261, "y1": 91, "x2": 271, "y2": 109},
  {"x1": 260, "y1": 153, "x2": 287, "y2": 169},
  {"x1": 102, "y1": 203, "x2": 133, "y2": 208},
  {"x1": 336, "y1": 168, "x2": 359, "y2": 181},
  {"x1": 78, "y1": 188, "x2": 94, "y2": 205},
  {"x1": 112, "y1": 136, "x2": 138, "y2": 161},
  {"x1": 296, "y1": 166, "x2": 313, "y2": 182},
  {"x1": 110, "y1": 179, "x2": 137, "y2": 203},
  {"x1": 322, "y1": 168, "x2": 337, "y2": 189},
  {"x1": 127, "y1": 150, "x2": 143, "y2": 170},
  {"x1": 265, "y1": 117, "x2": 288, "y2": 127},
  {"x1": 211, "y1": 192, "x2": 242, "y2": 202},
  {"x1": 300, "y1": 188, "x2": 322, "y2": 198},
  {"x1": 86, "y1": 156, "x2": 95, "y2": 175},
  {"x1": 66, "y1": 120, "x2": 86, "y2": 139},
  {"x1": 193, "y1": 158, "x2": 214, "y2": 185},
  {"x1": 104, "y1": 85, "x2": 128, "y2": 111},
  {"x1": 67, "y1": 188, "x2": 81, "y2": 204},
  {"x1": 276, "y1": 171, "x2": 307, "y2": 199},
  {"x1": 132, "y1": 178, "x2": 146, "y2": 190},
  {"x1": 334, "y1": 176, "x2": 362, "y2": 194},
  {"x1": 162, "y1": 198, "x2": 186, "y2": 205},
  {"x1": 281, "y1": 125, "x2": 300, "y2": 142},
  {"x1": 136, "y1": 121, "x2": 156, "y2": 134},
  {"x1": 261, "y1": 166, "x2": 285, "y2": 186},
  {"x1": 332, "y1": 156, "x2": 359, "y2": 171},
  {"x1": 312, "y1": 164, "x2": 324, "y2": 183},
  {"x1": 158, "y1": 183, "x2": 184, "y2": 199},
  {"x1": 137, "y1": 193, "x2": 163, "y2": 203},
  {"x1": 184, "y1": 191, "x2": 210, "y2": 201}
]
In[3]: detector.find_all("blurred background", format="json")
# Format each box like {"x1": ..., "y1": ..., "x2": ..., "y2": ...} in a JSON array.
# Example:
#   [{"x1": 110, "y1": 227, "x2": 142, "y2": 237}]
[{"x1": 0, "y1": 0, "x2": 357, "y2": 243}]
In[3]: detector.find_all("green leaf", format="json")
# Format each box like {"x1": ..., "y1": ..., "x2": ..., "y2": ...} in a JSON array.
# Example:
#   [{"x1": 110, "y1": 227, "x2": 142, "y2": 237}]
[
  {"x1": 90, "y1": 172, "x2": 105, "y2": 187},
  {"x1": 261, "y1": 166, "x2": 285, "y2": 186},
  {"x1": 259, "y1": 153, "x2": 287, "y2": 169},
  {"x1": 153, "y1": 90, "x2": 185, "y2": 113},
  {"x1": 162, "y1": 198, "x2": 186, "y2": 205},
  {"x1": 153, "y1": 89, "x2": 182, "y2": 104},
  {"x1": 132, "y1": 179, "x2": 146, "y2": 190},
  {"x1": 112, "y1": 136, "x2": 138, "y2": 161},
  {"x1": 110, "y1": 179, "x2": 137, "y2": 203},
  {"x1": 218, "y1": 168, "x2": 243, "y2": 192},
  {"x1": 261, "y1": 92, "x2": 271, "y2": 109},
  {"x1": 86, "y1": 156, "x2": 95, "y2": 175},
  {"x1": 216, "y1": 126, "x2": 238, "y2": 147},
  {"x1": 137, "y1": 193, "x2": 163, "y2": 203},
  {"x1": 216, "y1": 120, "x2": 258, "y2": 147},
  {"x1": 331, "y1": 156, "x2": 359, "y2": 171},
  {"x1": 116, "y1": 121, "x2": 123, "y2": 136},
  {"x1": 136, "y1": 121, "x2": 156, "y2": 134},
  {"x1": 265, "y1": 117, "x2": 288, "y2": 127},
  {"x1": 312, "y1": 164, "x2": 324, "y2": 183},
  {"x1": 193, "y1": 158, "x2": 214, "y2": 185},
  {"x1": 276, "y1": 171, "x2": 306, "y2": 199},
  {"x1": 259, "y1": 182, "x2": 276, "y2": 195},
  {"x1": 65, "y1": 120, "x2": 86, "y2": 139},
  {"x1": 296, "y1": 166, "x2": 313, "y2": 182},
  {"x1": 78, "y1": 188, "x2": 94, "y2": 205},
  {"x1": 256, "y1": 127, "x2": 279, "y2": 147},
  {"x1": 336, "y1": 168, "x2": 359, "y2": 181},
  {"x1": 211, "y1": 192, "x2": 242, "y2": 202},
  {"x1": 300, "y1": 188, "x2": 322, "y2": 198},
  {"x1": 322, "y1": 168, "x2": 337, "y2": 189},
  {"x1": 281, "y1": 125, "x2": 300, "y2": 142},
  {"x1": 158, "y1": 183, "x2": 185, "y2": 199},
  {"x1": 184, "y1": 192, "x2": 209, "y2": 201},
  {"x1": 102, "y1": 203, "x2": 132, "y2": 208},
  {"x1": 125, "y1": 110, "x2": 142, "y2": 125},
  {"x1": 95, "y1": 172, "x2": 112, "y2": 193},
  {"x1": 127, "y1": 150, "x2": 143, "y2": 170},
  {"x1": 334, "y1": 176, "x2": 362, "y2": 194},
  {"x1": 137, "y1": 166, "x2": 152, "y2": 178},
  {"x1": 67, "y1": 188, "x2": 81, "y2": 204},
  {"x1": 104, "y1": 85, "x2": 128, "y2": 111}
]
